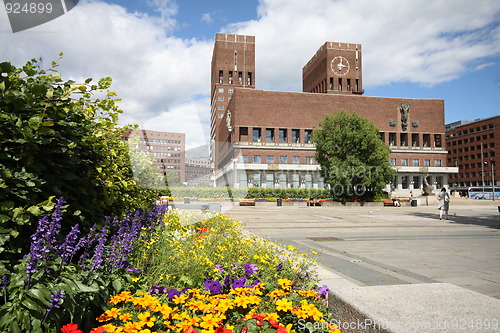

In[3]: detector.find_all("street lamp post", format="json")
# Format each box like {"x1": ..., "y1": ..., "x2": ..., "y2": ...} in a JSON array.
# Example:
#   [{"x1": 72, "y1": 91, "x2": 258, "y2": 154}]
[
  {"x1": 481, "y1": 145, "x2": 485, "y2": 197},
  {"x1": 492, "y1": 161, "x2": 496, "y2": 201}
]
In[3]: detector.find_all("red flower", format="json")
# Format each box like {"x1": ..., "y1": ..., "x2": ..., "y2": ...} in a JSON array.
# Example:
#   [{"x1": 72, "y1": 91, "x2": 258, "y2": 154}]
[
  {"x1": 276, "y1": 326, "x2": 288, "y2": 333},
  {"x1": 61, "y1": 323, "x2": 83, "y2": 333},
  {"x1": 90, "y1": 327, "x2": 105, "y2": 333},
  {"x1": 183, "y1": 327, "x2": 197, "y2": 333},
  {"x1": 251, "y1": 313, "x2": 266, "y2": 326},
  {"x1": 215, "y1": 327, "x2": 233, "y2": 333}
]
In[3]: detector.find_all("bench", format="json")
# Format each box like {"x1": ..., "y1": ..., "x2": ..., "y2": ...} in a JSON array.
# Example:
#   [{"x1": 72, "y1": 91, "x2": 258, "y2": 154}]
[
  {"x1": 239, "y1": 199, "x2": 256, "y2": 206},
  {"x1": 383, "y1": 199, "x2": 394, "y2": 206}
]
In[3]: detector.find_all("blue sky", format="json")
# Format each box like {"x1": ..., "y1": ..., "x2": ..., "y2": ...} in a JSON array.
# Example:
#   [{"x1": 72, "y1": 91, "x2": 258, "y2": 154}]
[{"x1": 1, "y1": 0, "x2": 499, "y2": 148}]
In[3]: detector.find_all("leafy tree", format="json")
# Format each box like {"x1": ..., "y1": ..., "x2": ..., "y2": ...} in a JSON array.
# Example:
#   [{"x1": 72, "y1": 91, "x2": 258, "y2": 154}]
[
  {"x1": 0, "y1": 55, "x2": 156, "y2": 261},
  {"x1": 312, "y1": 111, "x2": 396, "y2": 199},
  {"x1": 164, "y1": 171, "x2": 183, "y2": 187}
]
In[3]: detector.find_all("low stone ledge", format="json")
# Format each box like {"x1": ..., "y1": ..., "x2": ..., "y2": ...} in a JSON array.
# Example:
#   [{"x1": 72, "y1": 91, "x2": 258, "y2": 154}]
[{"x1": 317, "y1": 265, "x2": 500, "y2": 333}]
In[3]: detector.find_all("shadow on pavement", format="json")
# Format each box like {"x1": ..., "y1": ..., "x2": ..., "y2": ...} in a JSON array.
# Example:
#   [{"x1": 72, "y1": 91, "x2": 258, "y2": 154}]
[{"x1": 411, "y1": 211, "x2": 500, "y2": 229}]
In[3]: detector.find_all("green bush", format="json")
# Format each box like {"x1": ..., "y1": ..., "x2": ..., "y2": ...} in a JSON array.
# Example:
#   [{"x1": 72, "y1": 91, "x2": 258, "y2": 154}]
[{"x1": 0, "y1": 56, "x2": 156, "y2": 261}]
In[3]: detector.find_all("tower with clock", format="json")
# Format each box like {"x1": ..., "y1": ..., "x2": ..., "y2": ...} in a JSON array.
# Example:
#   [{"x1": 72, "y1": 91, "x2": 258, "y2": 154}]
[{"x1": 302, "y1": 41, "x2": 363, "y2": 95}]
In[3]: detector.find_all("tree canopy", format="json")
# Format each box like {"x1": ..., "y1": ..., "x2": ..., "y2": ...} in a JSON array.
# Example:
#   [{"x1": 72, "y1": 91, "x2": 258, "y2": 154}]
[
  {"x1": 312, "y1": 111, "x2": 396, "y2": 199},
  {"x1": 0, "y1": 55, "x2": 156, "y2": 258}
]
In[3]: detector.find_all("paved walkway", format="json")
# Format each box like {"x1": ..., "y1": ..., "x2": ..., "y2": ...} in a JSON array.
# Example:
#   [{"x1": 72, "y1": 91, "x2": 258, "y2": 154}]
[{"x1": 227, "y1": 199, "x2": 500, "y2": 299}]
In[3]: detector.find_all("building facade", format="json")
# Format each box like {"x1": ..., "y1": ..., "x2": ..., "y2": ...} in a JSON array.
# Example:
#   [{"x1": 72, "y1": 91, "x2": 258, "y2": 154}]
[
  {"x1": 123, "y1": 129, "x2": 186, "y2": 182},
  {"x1": 210, "y1": 34, "x2": 458, "y2": 196},
  {"x1": 185, "y1": 156, "x2": 211, "y2": 186},
  {"x1": 445, "y1": 115, "x2": 499, "y2": 195}
]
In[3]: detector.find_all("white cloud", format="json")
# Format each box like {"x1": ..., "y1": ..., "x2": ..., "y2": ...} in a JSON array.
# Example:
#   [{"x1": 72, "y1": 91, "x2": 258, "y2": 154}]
[
  {"x1": 201, "y1": 13, "x2": 213, "y2": 23},
  {"x1": 1, "y1": 0, "x2": 499, "y2": 150},
  {"x1": 235, "y1": 0, "x2": 500, "y2": 89}
]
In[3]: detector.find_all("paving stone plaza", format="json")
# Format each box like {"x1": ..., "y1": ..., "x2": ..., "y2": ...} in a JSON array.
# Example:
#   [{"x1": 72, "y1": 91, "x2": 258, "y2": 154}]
[
  {"x1": 229, "y1": 198, "x2": 500, "y2": 298},
  {"x1": 226, "y1": 198, "x2": 500, "y2": 332}
]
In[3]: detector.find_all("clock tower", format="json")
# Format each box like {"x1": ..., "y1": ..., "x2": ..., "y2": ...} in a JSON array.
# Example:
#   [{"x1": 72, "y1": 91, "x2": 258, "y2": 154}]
[{"x1": 302, "y1": 42, "x2": 363, "y2": 95}]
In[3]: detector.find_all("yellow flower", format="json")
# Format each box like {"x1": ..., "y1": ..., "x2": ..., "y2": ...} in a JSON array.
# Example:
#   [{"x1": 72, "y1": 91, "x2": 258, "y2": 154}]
[
  {"x1": 200, "y1": 313, "x2": 221, "y2": 330},
  {"x1": 118, "y1": 312, "x2": 133, "y2": 322},
  {"x1": 132, "y1": 277, "x2": 140, "y2": 282},
  {"x1": 275, "y1": 298, "x2": 293, "y2": 312},
  {"x1": 137, "y1": 312, "x2": 157, "y2": 327},
  {"x1": 277, "y1": 278, "x2": 294, "y2": 290},
  {"x1": 99, "y1": 323, "x2": 116, "y2": 332}
]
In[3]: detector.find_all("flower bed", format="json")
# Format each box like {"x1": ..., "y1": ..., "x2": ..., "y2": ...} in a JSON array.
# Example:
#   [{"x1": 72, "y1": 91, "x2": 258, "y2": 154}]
[{"x1": 1, "y1": 203, "x2": 341, "y2": 333}]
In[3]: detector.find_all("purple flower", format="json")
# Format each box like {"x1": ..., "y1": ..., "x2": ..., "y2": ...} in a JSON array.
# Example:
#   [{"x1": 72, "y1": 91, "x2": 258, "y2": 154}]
[
  {"x1": 244, "y1": 264, "x2": 258, "y2": 276},
  {"x1": 318, "y1": 285, "x2": 329, "y2": 299},
  {"x1": 1, "y1": 275, "x2": 7, "y2": 290},
  {"x1": 276, "y1": 262, "x2": 284, "y2": 271},
  {"x1": 231, "y1": 277, "x2": 247, "y2": 289},
  {"x1": 48, "y1": 289, "x2": 64, "y2": 311},
  {"x1": 90, "y1": 224, "x2": 108, "y2": 272},
  {"x1": 127, "y1": 267, "x2": 142, "y2": 274},
  {"x1": 149, "y1": 285, "x2": 167, "y2": 294},
  {"x1": 57, "y1": 224, "x2": 81, "y2": 266},
  {"x1": 167, "y1": 288, "x2": 183, "y2": 300},
  {"x1": 214, "y1": 263, "x2": 224, "y2": 273},
  {"x1": 204, "y1": 279, "x2": 223, "y2": 294},
  {"x1": 223, "y1": 275, "x2": 231, "y2": 287}
]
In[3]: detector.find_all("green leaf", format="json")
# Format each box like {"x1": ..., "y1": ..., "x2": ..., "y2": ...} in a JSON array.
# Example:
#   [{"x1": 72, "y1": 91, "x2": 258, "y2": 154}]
[
  {"x1": 112, "y1": 279, "x2": 122, "y2": 292},
  {"x1": 28, "y1": 116, "x2": 42, "y2": 130},
  {"x1": 21, "y1": 298, "x2": 43, "y2": 312},
  {"x1": 26, "y1": 206, "x2": 41, "y2": 215},
  {"x1": 0, "y1": 81, "x2": 5, "y2": 91}
]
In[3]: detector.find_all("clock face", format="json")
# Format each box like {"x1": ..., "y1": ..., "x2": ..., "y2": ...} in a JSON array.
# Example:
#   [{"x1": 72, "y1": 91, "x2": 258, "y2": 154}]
[{"x1": 331, "y1": 56, "x2": 350, "y2": 76}]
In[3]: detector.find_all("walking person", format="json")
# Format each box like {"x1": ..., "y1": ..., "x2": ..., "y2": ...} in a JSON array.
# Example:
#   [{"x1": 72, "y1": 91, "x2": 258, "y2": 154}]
[{"x1": 437, "y1": 187, "x2": 450, "y2": 220}]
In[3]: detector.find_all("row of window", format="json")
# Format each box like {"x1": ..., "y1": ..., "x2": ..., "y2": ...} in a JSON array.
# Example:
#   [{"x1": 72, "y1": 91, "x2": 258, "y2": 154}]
[
  {"x1": 448, "y1": 133, "x2": 495, "y2": 146},
  {"x1": 311, "y1": 77, "x2": 361, "y2": 93},
  {"x1": 381, "y1": 132, "x2": 443, "y2": 148},
  {"x1": 447, "y1": 151, "x2": 495, "y2": 163},
  {"x1": 218, "y1": 70, "x2": 253, "y2": 85},
  {"x1": 241, "y1": 155, "x2": 315, "y2": 165},
  {"x1": 155, "y1": 158, "x2": 181, "y2": 164},
  {"x1": 241, "y1": 173, "x2": 324, "y2": 189},
  {"x1": 149, "y1": 152, "x2": 182, "y2": 157},
  {"x1": 448, "y1": 142, "x2": 495, "y2": 154},
  {"x1": 393, "y1": 175, "x2": 443, "y2": 190},
  {"x1": 451, "y1": 123, "x2": 495, "y2": 137},
  {"x1": 390, "y1": 158, "x2": 442, "y2": 167},
  {"x1": 450, "y1": 171, "x2": 494, "y2": 179},
  {"x1": 137, "y1": 145, "x2": 182, "y2": 151},
  {"x1": 239, "y1": 127, "x2": 314, "y2": 144},
  {"x1": 136, "y1": 138, "x2": 182, "y2": 144},
  {"x1": 451, "y1": 162, "x2": 496, "y2": 170}
]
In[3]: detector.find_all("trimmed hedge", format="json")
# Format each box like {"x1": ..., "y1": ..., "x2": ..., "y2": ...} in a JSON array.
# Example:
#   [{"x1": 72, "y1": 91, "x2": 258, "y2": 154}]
[{"x1": 159, "y1": 187, "x2": 331, "y2": 200}]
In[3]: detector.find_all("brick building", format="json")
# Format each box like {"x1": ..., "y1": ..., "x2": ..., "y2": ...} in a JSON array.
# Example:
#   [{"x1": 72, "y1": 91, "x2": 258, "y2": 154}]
[
  {"x1": 123, "y1": 129, "x2": 185, "y2": 182},
  {"x1": 210, "y1": 33, "x2": 458, "y2": 196},
  {"x1": 445, "y1": 115, "x2": 499, "y2": 195},
  {"x1": 185, "y1": 156, "x2": 211, "y2": 186}
]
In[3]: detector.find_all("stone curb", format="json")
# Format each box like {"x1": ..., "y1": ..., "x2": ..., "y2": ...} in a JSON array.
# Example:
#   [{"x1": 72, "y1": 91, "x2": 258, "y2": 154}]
[{"x1": 317, "y1": 265, "x2": 500, "y2": 333}]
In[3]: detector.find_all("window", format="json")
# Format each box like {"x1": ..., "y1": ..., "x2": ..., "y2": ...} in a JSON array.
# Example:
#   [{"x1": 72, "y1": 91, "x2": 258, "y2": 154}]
[
  {"x1": 241, "y1": 155, "x2": 248, "y2": 163},
  {"x1": 400, "y1": 133, "x2": 408, "y2": 146},
  {"x1": 253, "y1": 155, "x2": 261, "y2": 164},
  {"x1": 413, "y1": 176, "x2": 420, "y2": 189},
  {"x1": 238, "y1": 71, "x2": 243, "y2": 84},
  {"x1": 252, "y1": 173, "x2": 261, "y2": 187},
  {"x1": 389, "y1": 133, "x2": 396, "y2": 146},
  {"x1": 402, "y1": 176, "x2": 409, "y2": 189},
  {"x1": 390, "y1": 158, "x2": 396, "y2": 166},
  {"x1": 279, "y1": 156, "x2": 287, "y2": 164},
  {"x1": 218, "y1": 114, "x2": 224, "y2": 118},
  {"x1": 423, "y1": 134, "x2": 430, "y2": 147},
  {"x1": 279, "y1": 129, "x2": 287, "y2": 143},
  {"x1": 265, "y1": 174, "x2": 274, "y2": 189},
  {"x1": 292, "y1": 174, "x2": 300, "y2": 188},
  {"x1": 279, "y1": 174, "x2": 287, "y2": 189},
  {"x1": 252, "y1": 128, "x2": 261, "y2": 142},
  {"x1": 218, "y1": 96, "x2": 224, "y2": 101},
  {"x1": 228, "y1": 88, "x2": 234, "y2": 93},
  {"x1": 292, "y1": 156, "x2": 300, "y2": 164},
  {"x1": 435, "y1": 159, "x2": 442, "y2": 167},
  {"x1": 412, "y1": 133, "x2": 419, "y2": 147},
  {"x1": 412, "y1": 159, "x2": 419, "y2": 166},
  {"x1": 305, "y1": 174, "x2": 312, "y2": 189},
  {"x1": 266, "y1": 128, "x2": 274, "y2": 143},
  {"x1": 292, "y1": 129, "x2": 300, "y2": 143},
  {"x1": 434, "y1": 134, "x2": 442, "y2": 147},
  {"x1": 306, "y1": 157, "x2": 313, "y2": 165},
  {"x1": 435, "y1": 176, "x2": 443, "y2": 188},
  {"x1": 401, "y1": 159, "x2": 408, "y2": 166},
  {"x1": 338, "y1": 78, "x2": 342, "y2": 91},
  {"x1": 239, "y1": 127, "x2": 248, "y2": 141},
  {"x1": 218, "y1": 87, "x2": 224, "y2": 93},
  {"x1": 380, "y1": 132, "x2": 385, "y2": 142},
  {"x1": 247, "y1": 72, "x2": 252, "y2": 85},
  {"x1": 228, "y1": 71, "x2": 233, "y2": 84},
  {"x1": 218, "y1": 105, "x2": 224, "y2": 110},
  {"x1": 304, "y1": 130, "x2": 313, "y2": 143},
  {"x1": 266, "y1": 155, "x2": 275, "y2": 164},
  {"x1": 219, "y1": 71, "x2": 223, "y2": 83}
]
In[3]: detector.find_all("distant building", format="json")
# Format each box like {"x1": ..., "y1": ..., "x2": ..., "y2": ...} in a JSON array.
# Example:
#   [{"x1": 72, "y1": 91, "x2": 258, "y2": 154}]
[
  {"x1": 185, "y1": 156, "x2": 211, "y2": 186},
  {"x1": 445, "y1": 115, "x2": 499, "y2": 195},
  {"x1": 210, "y1": 33, "x2": 457, "y2": 196},
  {"x1": 123, "y1": 129, "x2": 185, "y2": 182}
]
